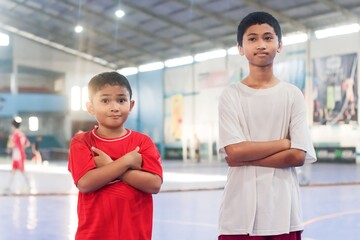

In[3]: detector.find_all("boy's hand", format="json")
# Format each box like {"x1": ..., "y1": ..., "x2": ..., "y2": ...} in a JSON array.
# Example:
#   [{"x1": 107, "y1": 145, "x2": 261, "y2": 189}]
[
  {"x1": 123, "y1": 147, "x2": 142, "y2": 170},
  {"x1": 92, "y1": 147, "x2": 113, "y2": 167}
]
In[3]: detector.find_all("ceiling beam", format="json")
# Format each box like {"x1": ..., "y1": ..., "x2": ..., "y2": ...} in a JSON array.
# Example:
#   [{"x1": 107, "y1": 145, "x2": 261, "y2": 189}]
[
  {"x1": 121, "y1": 0, "x2": 227, "y2": 48},
  {"x1": 315, "y1": 0, "x2": 359, "y2": 22},
  {"x1": 58, "y1": 0, "x2": 193, "y2": 55},
  {"x1": 8, "y1": 0, "x2": 166, "y2": 68},
  {"x1": 172, "y1": 0, "x2": 238, "y2": 27}
]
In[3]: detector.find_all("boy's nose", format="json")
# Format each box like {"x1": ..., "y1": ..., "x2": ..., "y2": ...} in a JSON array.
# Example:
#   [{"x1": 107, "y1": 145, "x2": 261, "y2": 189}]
[
  {"x1": 257, "y1": 41, "x2": 266, "y2": 49},
  {"x1": 110, "y1": 102, "x2": 120, "y2": 111}
]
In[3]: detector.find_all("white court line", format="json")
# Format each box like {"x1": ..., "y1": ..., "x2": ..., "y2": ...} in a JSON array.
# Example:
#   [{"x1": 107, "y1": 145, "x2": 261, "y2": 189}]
[
  {"x1": 0, "y1": 163, "x2": 227, "y2": 183},
  {"x1": 304, "y1": 209, "x2": 360, "y2": 226},
  {"x1": 0, "y1": 163, "x2": 68, "y2": 174}
]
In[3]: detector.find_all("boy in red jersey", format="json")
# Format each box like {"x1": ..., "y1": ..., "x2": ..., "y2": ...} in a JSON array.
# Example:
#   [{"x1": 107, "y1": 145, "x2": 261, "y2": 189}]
[{"x1": 68, "y1": 72, "x2": 163, "y2": 240}]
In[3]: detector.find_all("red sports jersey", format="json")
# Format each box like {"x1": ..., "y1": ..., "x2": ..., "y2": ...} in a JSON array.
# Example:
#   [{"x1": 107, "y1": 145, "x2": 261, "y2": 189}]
[
  {"x1": 68, "y1": 128, "x2": 163, "y2": 240},
  {"x1": 12, "y1": 130, "x2": 29, "y2": 171}
]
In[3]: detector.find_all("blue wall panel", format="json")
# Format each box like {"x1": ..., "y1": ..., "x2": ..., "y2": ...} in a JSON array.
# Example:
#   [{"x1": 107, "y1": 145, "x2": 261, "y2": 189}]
[
  {"x1": 138, "y1": 71, "x2": 164, "y2": 154},
  {"x1": 0, "y1": 93, "x2": 67, "y2": 117}
]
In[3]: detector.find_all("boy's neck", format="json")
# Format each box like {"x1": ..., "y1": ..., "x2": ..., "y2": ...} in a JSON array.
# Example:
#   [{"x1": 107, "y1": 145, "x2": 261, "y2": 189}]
[
  {"x1": 95, "y1": 126, "x2": 127, "y2": 139},
  {"x1": 242, "y1": 65, "x2": 279, "y2": 89}
]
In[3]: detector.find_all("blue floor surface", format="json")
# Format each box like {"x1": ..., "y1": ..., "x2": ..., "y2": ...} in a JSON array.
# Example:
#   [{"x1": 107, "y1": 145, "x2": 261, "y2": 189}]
[{"x1": 0, "y1": 159, "x2": 360, "y2": 240}]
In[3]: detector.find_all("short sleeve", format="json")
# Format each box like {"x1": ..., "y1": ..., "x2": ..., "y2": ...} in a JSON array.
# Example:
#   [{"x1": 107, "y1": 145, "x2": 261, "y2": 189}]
[
  {"x1": 138, "y1": 135, "x2": 163, "y2": 181},
  {"x1": 218, "y1": 86, "x2": 248, "y2": 155},
  {"x1": 289, "y1": 88, "x2": 317, "y2": 163},
  {"x1": 68, "y1": 133, "x2": 96, "y2": 184}
]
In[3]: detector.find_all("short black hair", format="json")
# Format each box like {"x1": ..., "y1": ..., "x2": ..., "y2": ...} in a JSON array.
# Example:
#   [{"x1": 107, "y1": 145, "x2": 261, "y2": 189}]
[
  {"x1": 237, "y1": 12, "x2": 282, "y2": 46},
  {"x1": 12, "y1": 118, "x2": 21, "y2": 129},
  {"x1": 88, "y1": 71, "x2": 132, "y2": 101}
]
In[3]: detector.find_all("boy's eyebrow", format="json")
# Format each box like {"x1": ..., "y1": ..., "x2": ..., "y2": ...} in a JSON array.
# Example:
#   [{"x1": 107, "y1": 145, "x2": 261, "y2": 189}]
[{"x1": 246, "y1": 31, "x2": 275, "y2": 36}]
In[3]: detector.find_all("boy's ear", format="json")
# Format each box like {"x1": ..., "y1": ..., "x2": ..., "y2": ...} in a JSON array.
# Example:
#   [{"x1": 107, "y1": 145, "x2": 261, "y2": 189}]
[
  {"x1": 86, "y1": 101, "x2": 95, "y2": 115},
  {"x1": 277, "y1": 41, "x2": 283, "y2": 53},
  {"x1": 129, "y1": 100, "x2": 135, "y2": 113},
  {"x1": 237, "y1": 44, "x2": 244, "y2": 56}
]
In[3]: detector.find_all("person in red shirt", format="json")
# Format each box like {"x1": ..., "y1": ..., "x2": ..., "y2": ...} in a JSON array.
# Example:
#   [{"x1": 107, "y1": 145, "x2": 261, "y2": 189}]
[
  {"x1": 6, "y1": 117, "x2": 31, "y2": 192},
  {"x1": 68, "y1": 71, "x2": 163, "y2": 240}
]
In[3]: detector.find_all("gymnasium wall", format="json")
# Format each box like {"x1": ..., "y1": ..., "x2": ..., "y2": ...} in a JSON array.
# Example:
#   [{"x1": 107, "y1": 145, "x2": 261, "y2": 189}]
[{"x1": 0, "y1": 31, "x2": 359, "y2": 161}]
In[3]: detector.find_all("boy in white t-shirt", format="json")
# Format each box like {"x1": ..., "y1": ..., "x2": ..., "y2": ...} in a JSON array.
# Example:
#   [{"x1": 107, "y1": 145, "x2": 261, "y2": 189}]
[{"x1": 218, "y1": 12, "x2": 317, "y2": 240}]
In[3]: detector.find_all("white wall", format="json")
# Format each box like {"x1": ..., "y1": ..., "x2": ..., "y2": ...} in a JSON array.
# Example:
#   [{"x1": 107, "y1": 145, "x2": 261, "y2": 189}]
[
  {"x1": 13, "y1": 36, "x2": 112, "y2": 142},
  {"x1": 164, "y1": 31, "x2": 360, "y2": 157},
  {"x1": 11, "y1": 31, "x2": 360, "y2": 150}
]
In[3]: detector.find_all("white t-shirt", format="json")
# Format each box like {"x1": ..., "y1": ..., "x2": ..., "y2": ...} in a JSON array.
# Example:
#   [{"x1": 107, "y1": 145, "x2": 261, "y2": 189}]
[{"x1": 218, "y1": 81, "x2": 316, "y2": 236}]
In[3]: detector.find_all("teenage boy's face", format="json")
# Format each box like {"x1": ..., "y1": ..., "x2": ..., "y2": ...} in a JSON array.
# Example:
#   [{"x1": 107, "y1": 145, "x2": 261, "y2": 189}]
[
  {"x1": 238, "y1": 23, "x2": 282, "y2": 67},
  {"x1": 87, "y1": 84, "x2": 134, "y2": 132}
]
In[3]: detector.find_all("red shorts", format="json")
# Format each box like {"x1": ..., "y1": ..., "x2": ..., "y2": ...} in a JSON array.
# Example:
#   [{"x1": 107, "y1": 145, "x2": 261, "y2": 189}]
[
  {"x1": 219, "y1": 231, "x2": 302, "y2": 240},
  {"x1": 12, "y1": 160, "x2": 25, "y2": 171}
]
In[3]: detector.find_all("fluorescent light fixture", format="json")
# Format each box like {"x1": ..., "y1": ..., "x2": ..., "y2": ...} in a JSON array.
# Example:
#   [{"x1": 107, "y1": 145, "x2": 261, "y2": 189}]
[
  {"x1": 71, "y1": 86, "x2": 81, "y2": 111},
  {"x1": 82, "y1": 87, "x2": 88, "y2": 111},
  {"x1": 194, "y1": 49, "x2": 226, "y2": 62},
  {"x1": 0, "y1": 32, "x2": 9, "y2": 46},
  {"x1": 315, "y1": 23, "x2": 360, "y2": 39},
  {"x1": 138, "y1": 61, "x2": 164, "y2": 72},
  {"x1": 74, "y1": 25, "x2": 83, "y2": 33},
  {"x1": 227, "y1": 46, "x2": 238, "y2": 55},
  {"x1": 29, "y1": 116, "x2": 39, "y2": 131},
  {"x1": 115, "y1": 9, "x2": 125, "y2": 18},
  {"x1": 118, "y1": 67, "x2": 138, "y2": 76},
  {"x1": 164, "y1": 56, "x2": 194, "y2": 67},
  {"x1": 93, "y1": 57, "x2": 108, "y2": 65},
  {"x1": 282, "y1": 32, "x2": 308, "y2": 45}
]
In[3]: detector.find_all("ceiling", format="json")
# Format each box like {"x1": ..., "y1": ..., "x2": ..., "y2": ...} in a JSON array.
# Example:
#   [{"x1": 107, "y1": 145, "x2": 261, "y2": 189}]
[{"x1": 0, "y1": 0, "x2": 360, "y2": 70}]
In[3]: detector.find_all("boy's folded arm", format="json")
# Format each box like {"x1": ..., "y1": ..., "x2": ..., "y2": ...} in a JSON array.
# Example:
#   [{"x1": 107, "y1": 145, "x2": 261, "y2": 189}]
[
  {"x1": 76, "y1": 159, "x2": 133, "y2": 193},
  {"x1": 121, "y1": 170, "x2": 162, "y2": 194},
  {"x1": 225, "y1": 139, "x2": 290, "y2": 165},
  {"x1": 229, "y1": 148, "x2": 306, "y2": 168}
]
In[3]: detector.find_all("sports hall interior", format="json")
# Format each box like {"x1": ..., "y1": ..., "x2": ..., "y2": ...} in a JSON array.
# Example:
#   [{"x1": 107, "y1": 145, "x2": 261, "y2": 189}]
[{"x1": 0, "y1": 1, "x2": 360, "y2": 240}]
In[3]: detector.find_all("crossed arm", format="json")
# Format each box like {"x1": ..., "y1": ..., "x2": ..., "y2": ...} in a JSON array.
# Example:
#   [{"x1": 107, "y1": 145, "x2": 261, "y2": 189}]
[
  {"x1": 224, "y1": 139, "x2": 305, "y2": 168},
  {"x1": 76, "y1": 147, "x2": 162, "y2": 194}
]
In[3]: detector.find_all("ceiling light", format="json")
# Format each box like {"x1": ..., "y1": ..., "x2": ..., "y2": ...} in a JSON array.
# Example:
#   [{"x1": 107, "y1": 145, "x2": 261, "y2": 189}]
[
  {"x1": 282, "y1": 32, "x2": 308, "y2": 45},
  {"x1": 115, "y1": 9, "x2": 125, "y2": 18},
  {"x1": 315, "y1": 23, "x2": 360, "y2": 39},
  {"x1": 164, "y1": 56, "x2": 194, "y2": 68},
  {"x1": 138, "y1": 62, "x2": 164, "y2": 72},
  {"x1": 0, "y1": 32, "x2": 9, "y2": 46},
  {"x1": 194, "y1": 49, "x2": 226, "y2": 62},
  {"x1": 118, "y1": 67, "x2": 138, "y2": 76},
  {"x1": 74, "y1": 25, "x2": 83, "y2": 33}
]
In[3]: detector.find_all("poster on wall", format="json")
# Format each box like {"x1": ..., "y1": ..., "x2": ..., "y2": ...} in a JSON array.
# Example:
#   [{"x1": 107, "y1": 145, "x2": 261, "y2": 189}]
[
  {"x1": 312, "y1": 53, "x2": 358, "y2": 125},
  {"x1": 171, "y1": 94, "x2": 183, "y2": 140}
]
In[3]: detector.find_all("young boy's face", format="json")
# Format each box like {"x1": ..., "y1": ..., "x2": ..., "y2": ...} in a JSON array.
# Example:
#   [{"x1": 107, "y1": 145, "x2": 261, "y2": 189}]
[
  {"x1": 87, "y1": 84, "x2": 134, "y2": 132},
  {"x1": 238, "y1": 23, "x2": 282, "y2": 67}
]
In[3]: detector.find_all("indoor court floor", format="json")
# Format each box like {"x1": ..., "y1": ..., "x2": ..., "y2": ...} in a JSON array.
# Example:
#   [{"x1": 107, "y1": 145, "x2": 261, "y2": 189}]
[{"x1": 0, "y1": 158, "x2": 360, "y2": 240}]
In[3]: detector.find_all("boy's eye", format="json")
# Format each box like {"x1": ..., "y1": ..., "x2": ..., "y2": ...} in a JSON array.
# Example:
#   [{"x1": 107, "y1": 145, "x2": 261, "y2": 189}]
[
  {"x1": 117, "y1": 98, "x2": 126, "y2": 103},
  {"x1": 248, "y1": 37, "x2": 256, "y2": 41},
  {"x1": 100, "y1": 99, "x2": 109, "y2": 103}
]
